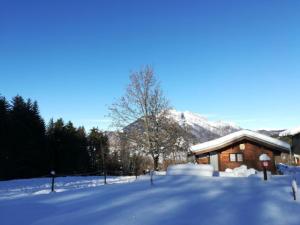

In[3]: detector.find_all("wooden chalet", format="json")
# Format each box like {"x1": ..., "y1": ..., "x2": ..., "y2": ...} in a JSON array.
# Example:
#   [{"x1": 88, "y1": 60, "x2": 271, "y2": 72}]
[{"x1": 190, "y1": 130, "x2": 291, "y2": 173}]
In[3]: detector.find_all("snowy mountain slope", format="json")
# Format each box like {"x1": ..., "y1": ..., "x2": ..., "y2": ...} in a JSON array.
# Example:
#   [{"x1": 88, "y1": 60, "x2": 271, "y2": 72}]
[
  {"x1": 118, "y1": 110, "x2": 241, "y2": 145},
  {"x1": 115, "y1": 109, "x2": 241, "y2": 144},
  {"x1": 279, "y1": 126, "x2": 300, "y2": 136},
  {"x1": 110, "y1": 110, "x2": 290, "y2": 146},
  {"x1": 168, "y1": 110, "x2": 241, "y2": 142},
  {"x1": 257, "y1": 129, "x2": 285, "y2": 138}
]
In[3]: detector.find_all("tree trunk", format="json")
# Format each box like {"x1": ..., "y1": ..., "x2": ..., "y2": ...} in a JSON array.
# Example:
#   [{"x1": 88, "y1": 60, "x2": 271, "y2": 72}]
[{"x1": 153, "y1": 155, "x2": 159, "y2": 171}]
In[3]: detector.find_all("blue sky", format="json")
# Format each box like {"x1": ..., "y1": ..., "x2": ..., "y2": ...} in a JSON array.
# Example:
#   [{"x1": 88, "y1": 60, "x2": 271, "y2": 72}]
[{"x1": 1, "y1": 0, "x2": 300, "y2": 131}]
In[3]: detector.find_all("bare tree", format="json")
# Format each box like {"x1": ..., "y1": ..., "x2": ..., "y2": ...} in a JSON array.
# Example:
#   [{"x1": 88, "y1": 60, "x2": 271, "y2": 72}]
[
  {"x1": 161, "y1": 119, "x2": 193, "y2": 169},
  {"x1": 109, "y1": 66, "x2": 173, "y2": 170}
]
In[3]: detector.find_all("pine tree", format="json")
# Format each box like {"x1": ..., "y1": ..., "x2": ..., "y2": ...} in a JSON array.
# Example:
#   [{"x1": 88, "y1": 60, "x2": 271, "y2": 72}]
[
  {"x1": 9, "y1": 95, "x2": 47, "y2": 178},
  {"x1": 0, "y1": 96, "x2": 10, "y2": 179},
  {"x1": 76, "y1": 126, "x2": 89, "y2": 172},
  {"x1": 87, "y1": 128, "x2": 109, "y2": 173},
  {"x1": 46, "y1": 119, "x2": 90, "y2": 174}
]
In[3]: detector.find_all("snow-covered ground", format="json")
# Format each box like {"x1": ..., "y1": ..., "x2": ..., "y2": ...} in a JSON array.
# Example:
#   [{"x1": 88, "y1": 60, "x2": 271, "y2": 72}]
[
  {"x1": 0, "y1": 176, "x2": 135, "y2": 200},
  {"x1": 277, "y1": 163, "x2": 300, "y2": 175},
  {"x1": 167, "y1": 163, "x2": 214, "y2": 176},
  {"x1": 1, "y1": 174, "x2": 300, "y2": 225}
]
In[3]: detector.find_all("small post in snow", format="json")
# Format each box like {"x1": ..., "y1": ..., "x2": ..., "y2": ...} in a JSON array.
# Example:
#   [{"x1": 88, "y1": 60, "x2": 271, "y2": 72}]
[
  {"x1": 50, "y1": 170, "x2": 56, "y2": 192},
  {"x1": 263, "y1": 166, "x2": 267, "y2": 181},
  {"x1": 150, "y1": 170, "x2": 154, "y2": 186},
  {"x1": 100, "y1": 137, "x2": 107, "y2": 185},
  {"x1": 292, "y1": 179, "x2": 297, "y2": 201},
  {"x1": 135, "y1": 168, "x2": 138, "y2": 180},
  {"x1": 259, "y1": 154, "x2": 271, "y2": 181}
]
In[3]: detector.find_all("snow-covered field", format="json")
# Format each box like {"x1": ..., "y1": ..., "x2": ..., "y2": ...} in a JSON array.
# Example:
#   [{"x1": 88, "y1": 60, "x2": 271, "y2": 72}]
[
  {"x1": 1, "y1": 173, "x2": 300, "y2": 225},
  {"x1": 277, "y1": 163, "x2": 300, "y2": 175},
  {"x1": 0, "y1": 176, "x2": 135, "y2": 200}
]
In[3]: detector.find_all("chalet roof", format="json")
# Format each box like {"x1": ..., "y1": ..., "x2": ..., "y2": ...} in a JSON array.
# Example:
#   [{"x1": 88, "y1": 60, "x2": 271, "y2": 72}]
[
  {"x1": 279, "y1": 126, "x2": 300, "y2": 137},
  {"x1": 191, "y1": 130, "x2": 291, "y2": 154}
]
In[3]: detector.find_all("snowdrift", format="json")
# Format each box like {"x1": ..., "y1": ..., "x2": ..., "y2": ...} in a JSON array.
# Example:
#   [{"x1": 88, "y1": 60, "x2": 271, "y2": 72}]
[
  {"x1": 153, "y1": 171, "x2": 167, "y2": 176},
  {"x1": 167, "y1": 163, "x2": 214, "y2": 177},
  {"x1": 219, "y1": 165, "x2": 256, "y2": 177}
]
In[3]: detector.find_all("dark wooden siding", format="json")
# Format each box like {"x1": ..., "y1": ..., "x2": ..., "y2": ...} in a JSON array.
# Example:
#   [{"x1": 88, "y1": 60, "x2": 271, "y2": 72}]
[
  {"x1": 292, "y1": 133, "x2": 300, "y2": 154},
  {"x1": 196, "y1": 154, "x2": 209, "y2": 164},
  {"x1": 195, "y1": 139, "x2": 281, "y2": 173},
  {"x1": 218, "y1": 140, "x2": 278, "y2": 173}
]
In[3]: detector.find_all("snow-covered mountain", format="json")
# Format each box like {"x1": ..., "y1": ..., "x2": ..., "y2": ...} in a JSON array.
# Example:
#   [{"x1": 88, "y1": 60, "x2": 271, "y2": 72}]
[
  {"x1": 256, "y1": 129, "x2": 285, "y2": 138},
  {"x1": 109, "y1": 110, "x2": 289, "y2": 151},
  {"x1": 108, "y1": 110, "x2": 241, "y2": 148},
  {"x1": 168, "y1": 110, "x2": 241, "y2": 143}
]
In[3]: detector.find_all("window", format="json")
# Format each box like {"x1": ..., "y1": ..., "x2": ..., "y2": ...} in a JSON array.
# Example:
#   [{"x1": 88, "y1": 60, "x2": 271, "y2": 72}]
[
  {"x1": 237, "y1": 154, "x2": 243, "y2": 162},
  {"x1": 230, "y1": 154, "x2": 236, "y2": 162},
  {"x1": 229, "y1": 153, "x2": 243, "y2": 162}
]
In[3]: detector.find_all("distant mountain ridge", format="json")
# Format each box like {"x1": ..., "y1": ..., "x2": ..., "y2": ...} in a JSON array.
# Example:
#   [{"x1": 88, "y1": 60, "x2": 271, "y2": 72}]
[
  {"x1": 256, "y1": 129, "x2": 285, "y2": 138},
  {"x1": 167, "y1": 110, "x2": 241, "y2": 143},
  {"x1": 108, "y1": 110, "x2": 286, "y2": 146}
]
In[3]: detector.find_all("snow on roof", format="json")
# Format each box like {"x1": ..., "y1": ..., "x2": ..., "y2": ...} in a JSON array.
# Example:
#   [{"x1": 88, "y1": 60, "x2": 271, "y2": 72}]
[
  {"x1": 279, "y1": 126, "x2": 300, "y2": 137},
  {"x1": 191, "y1": 130, "x2": 290, "y2": 154}
]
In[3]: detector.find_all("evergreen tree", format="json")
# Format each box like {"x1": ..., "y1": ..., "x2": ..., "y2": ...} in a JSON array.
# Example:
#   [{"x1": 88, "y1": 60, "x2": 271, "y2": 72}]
[
  {"x1": 46, "y1": 119, "x2": 90, "y2": 174},
  {"x1": 76, "y1": 126, "x2": 90, "y2": 172},
  {"x1": 8, "y1": 95, "x2": 47, "y2": 178},
  {"x1": 87, "y1": 128, "x2": 109, "y2": 173},
  {"x1": 0, "y1": 96, "x2": 10, "y2": 179},
  {"x1": 46, "y1": 118, "x2": 66, "y2": 173}
]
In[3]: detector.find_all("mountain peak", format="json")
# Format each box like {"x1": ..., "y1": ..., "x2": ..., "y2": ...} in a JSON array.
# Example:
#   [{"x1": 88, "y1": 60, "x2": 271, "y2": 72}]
[
  {"x1": 168, "y1": 109, "x2": 241, "y2": 142},
  {"x1": 168, "y1": 109, "x2": 240, "y2": 129}
]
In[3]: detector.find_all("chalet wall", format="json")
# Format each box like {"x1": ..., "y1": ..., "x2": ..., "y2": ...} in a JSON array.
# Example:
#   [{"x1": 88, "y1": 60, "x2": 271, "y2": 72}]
[
  {"x1": 196, "y1": 156, "x2": 209, "y2": 164},
  {"x1": 218, "y1": 140, "x2": 279, "y2": 173},
  {"x1": 194, "y1": 139, "x2": 282, "y2": 173}
]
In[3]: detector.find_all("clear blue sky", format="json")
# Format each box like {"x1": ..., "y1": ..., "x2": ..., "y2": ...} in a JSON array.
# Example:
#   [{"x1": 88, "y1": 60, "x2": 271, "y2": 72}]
[{"x1": 1, "y1": 0, "x2": 300, "y2": 131}]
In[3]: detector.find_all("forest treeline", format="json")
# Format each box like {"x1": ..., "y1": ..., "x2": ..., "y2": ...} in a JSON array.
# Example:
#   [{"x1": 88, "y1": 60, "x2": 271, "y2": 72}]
[{"x1": 0, "y1": 95, "x2": 136, "y2": 180}]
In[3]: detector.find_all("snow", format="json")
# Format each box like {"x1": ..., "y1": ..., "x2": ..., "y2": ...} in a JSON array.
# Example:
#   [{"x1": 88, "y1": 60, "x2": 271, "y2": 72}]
[
  {"x1": 168, "y1": 109, "x2": 240, "y2": 135},
  {"x1": 280, "y1": 126, "x2": 300, "y2": 136},
  {"x1": 167, "y1": 164, "x2": 257, "y2": 178},
  {"x1": 191, "y1": 129, "x2": 290, "y2": 153},
  {"x1": 219, "y1": 165, "x2": 257, "y2": 177},
  {"x1": 277, "y1": 163, "x2": 300, "y2": 175},
  {"x1": 153, "y1": 171, "x2": 167, "y2": 176},
  {"x1": 1, "y1": 174, "x2": 300, "y2": 225},
  {"x1": 259, "y1": 154, "x2": 271, "y2": 161},
  {"x1": 292, "y1": 180, "x2": 297, "y2": 194},
  {"x1": 167, "y1": 163, "x2": 214, "y2": 177},
  {"x1": 0, "y1": 176, "x2": 135, "y2": 200}
]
